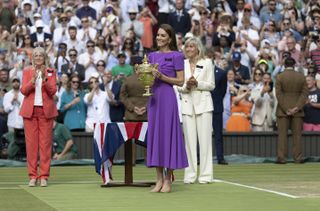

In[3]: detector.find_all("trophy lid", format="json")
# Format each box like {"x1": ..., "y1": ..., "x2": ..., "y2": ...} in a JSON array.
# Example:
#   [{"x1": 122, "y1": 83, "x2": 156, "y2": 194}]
[{"x1": 142, "y1": 54, "x2": 148, "y2": 64}]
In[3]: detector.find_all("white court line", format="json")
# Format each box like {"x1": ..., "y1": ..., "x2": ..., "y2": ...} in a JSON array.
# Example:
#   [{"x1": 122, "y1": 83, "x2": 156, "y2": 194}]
[
  {"x1": 0, "y1": 180, "x2": 300, "y2": 198},
  {"x1": 0, "y1": 181, "x2": 101, "y2": 185},
  {"x1": 214, "y1": 179, "x2": 300, "y2": 199},
  {"x1": 0, "y1": 187, "x2": 20, "y2": 190}
]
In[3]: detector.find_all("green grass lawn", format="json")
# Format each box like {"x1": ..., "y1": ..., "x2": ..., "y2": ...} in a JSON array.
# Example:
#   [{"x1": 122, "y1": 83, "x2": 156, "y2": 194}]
[{"x1": 0, "y1": 163, "x2": 319, "y2": 211}]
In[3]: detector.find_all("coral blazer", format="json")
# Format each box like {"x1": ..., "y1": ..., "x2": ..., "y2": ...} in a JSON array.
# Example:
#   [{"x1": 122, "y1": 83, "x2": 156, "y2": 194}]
[{"x1": 19, "y1": 66, "x2": 58, "y2": 119}]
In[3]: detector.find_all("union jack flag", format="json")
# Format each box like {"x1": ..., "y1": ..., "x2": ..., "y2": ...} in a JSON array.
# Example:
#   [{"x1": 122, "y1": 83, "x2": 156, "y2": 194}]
[{"x1": 93, "y1": 122, "x2": 148, "y2": 184}]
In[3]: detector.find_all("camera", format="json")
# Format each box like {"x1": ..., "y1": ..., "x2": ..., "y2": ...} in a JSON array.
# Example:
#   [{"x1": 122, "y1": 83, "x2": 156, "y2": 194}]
[
  {"x1": 309, "y1": 30, "x2": 320, "y2": 41},
  {"x1": 234, "y1": 43, "x2": 241, "y2": 48},
  {"x1": 16, "y1": 54, "x2": 26, "y2": 63},
  {"x1": 265, "y1": 81, "x2": 273, "y2": 92},
  {"x1": 282, "y1": 51, "x2": 291, "y2": 59}
]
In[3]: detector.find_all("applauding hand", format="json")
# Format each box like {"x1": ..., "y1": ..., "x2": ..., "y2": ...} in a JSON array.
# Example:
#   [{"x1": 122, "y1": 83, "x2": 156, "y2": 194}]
[{"x1": 186, "y1": 76, "x2": 198, "y2": 89}]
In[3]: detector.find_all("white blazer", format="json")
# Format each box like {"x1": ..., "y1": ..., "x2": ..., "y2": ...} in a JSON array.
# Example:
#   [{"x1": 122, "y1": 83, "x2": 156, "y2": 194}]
[
  {"x1": 250, "y1": 84, "x2": 275, "y2": 126},
  {"x1": 178, "y1": 58, "x2": 215, "y2": 115}
]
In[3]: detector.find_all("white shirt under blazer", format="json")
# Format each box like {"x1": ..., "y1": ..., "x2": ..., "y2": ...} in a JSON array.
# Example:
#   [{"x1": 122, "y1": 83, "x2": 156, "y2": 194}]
[{"x1": 178, "y1": 58, "x2": 215, "y2": 115}]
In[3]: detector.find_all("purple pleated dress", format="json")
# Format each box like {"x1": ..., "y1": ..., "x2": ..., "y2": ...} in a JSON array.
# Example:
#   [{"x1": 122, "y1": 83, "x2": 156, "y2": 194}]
[{"x1": 147, "y1": 51, "x2": 188, "y2": 170}]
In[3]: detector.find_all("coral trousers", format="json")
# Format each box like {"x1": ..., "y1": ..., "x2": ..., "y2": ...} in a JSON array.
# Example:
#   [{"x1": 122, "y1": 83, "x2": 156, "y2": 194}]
[{"x1": 23, "y1": 106, "x2": 53, "y2": 179}]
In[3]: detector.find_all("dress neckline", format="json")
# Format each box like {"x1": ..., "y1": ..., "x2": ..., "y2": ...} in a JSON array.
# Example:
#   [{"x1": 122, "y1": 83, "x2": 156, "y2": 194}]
[{"x1": 157, "y1": 51, "x2": 174, "y2": 54}]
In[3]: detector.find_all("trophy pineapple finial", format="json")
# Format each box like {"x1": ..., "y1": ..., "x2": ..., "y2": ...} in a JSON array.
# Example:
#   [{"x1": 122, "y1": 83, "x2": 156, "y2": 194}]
[{"x1": 142, "y1": 54, "x2": 148, "y2": 64}]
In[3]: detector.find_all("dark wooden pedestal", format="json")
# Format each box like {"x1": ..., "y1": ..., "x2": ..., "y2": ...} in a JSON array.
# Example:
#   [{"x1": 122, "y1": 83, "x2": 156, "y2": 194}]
[{"x1": 101, "y1": 139, "x2": 154, "y2": 188}]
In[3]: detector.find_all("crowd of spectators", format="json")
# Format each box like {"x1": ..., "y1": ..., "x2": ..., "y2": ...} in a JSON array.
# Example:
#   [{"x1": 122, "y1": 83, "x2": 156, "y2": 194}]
[{"x1": 0, "y1": 0, "x2": 320, "y2": 159}]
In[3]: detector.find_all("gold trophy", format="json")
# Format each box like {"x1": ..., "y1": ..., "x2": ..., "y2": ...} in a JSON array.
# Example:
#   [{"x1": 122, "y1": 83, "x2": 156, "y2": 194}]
[{"x1": 135, "y1": 55, "x2": 158, "y2": 96}]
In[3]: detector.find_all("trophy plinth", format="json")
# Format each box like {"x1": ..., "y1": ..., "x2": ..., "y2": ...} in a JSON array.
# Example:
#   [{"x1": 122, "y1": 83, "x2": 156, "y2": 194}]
[{"x1": 135, "y1": 55, "x2": 158, "y2": 96}]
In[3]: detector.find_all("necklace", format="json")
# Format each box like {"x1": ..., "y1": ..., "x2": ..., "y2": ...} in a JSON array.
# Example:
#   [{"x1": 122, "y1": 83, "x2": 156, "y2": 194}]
[{"x1": 189, "y1": 59, "x2": 198, "y2": 75}]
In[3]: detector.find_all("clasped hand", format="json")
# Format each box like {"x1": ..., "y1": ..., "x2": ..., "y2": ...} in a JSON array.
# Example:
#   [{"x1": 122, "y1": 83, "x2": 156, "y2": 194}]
[
  {"x1": 32, "y1": 66, "x2": 46, "y2": 84},
  {"x1": 286, "y1": 107, "x2": 299, "y2": 116},
  {"x1": 134, "y1": 106, "x2": 146, "y2": 116},
  {"x1": 186, "y1": 76, "x2": 198, "y2": 89}
]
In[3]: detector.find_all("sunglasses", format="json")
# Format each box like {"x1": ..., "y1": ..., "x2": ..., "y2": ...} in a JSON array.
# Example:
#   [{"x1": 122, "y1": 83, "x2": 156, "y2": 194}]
[
  {"x1": 200, "y1": 12, "x2": 207, "y2": 15},
  {"x1": 128, "y1": 13, "x2": 136, "y2": 15},
  {"x1": 125, "y1": 42, "x2": 132, "y2": 45},
  {"x1": 308, "y1": 72, "x2": 315, "y2": 75},
  {"x1": 97, "y1": 63, "x2": 105, "y2": 66},
  {"x1": 244, "y1": 9, "x2": 251, "y2": 12},
  {"x1": 254, "y1": 72, "x2": 262, "y2": 76},
  {"x1": 24, "y1": 37, "x2": 30, "y2": 40},
  {"x1": 87, "y1": 45, "x2": 95, "y2": 48},
  {"x1": 61, "y1": 18, "x2": 68, "y2": 22},
  {"x1": 72, "y1": 81, "x2": 80, "y2": 84},
  {"x1": 81, "y1": 19, "x2": 88, "y2": 23},
  {"x1": 69, "y1": 54, "x2": 77, "y2": 57},
  {"x1": 89, "y1": 81, "x2": 98, "y2": 84}
]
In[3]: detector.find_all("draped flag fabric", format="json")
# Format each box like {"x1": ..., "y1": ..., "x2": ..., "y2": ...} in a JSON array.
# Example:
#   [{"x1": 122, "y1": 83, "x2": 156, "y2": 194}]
[
  {"x1": 93, "y1": 123, "x2": 112, "y2": 184},
  {"x1": 93, "y1": 122, "x2": 148, "y2": 184}
]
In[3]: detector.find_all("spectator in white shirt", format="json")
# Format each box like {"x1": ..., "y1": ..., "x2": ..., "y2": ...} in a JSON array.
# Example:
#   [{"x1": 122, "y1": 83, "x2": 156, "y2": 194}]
[
  {"x1": 84, "y1": 75, "x2": 112, "y2": 132},
  {"x1": 77, "y1": 17, "x2": 97, "y2": 43},
  {"x1": 29, "y1": 13, "x2": 51, "y2": 34},
  {"x1": 89, "y1": 0, "x2": 105, "y2": 20},
  {"x1": 36, "y1": 0, "x2": 53, "y2": 25},
  {"x1": 65, "y1": 6, "x2": 81, "y2": 28},
  {"x1": 65, "y1": 26, "x2": 85, "y2": 55},
  {"x1": 78, "y1": 40, "x2": 102, "y2": 82},
  {"x1": 53, "y1": 13, "x2": 71, "y2": 47},
  {"x1": 237, "y1": 4, "x2": 261, "y2": 31},
  {"x1": 50, "y1": 4, "x2": 64, "y2": 30},
  {"x1": 120, "y1": 8, "x2": 144, "y2": 38},
  {"x1": 119, "y1": 0, "x2": 140, "y2": 23},
  {"x1": 236, "y1": 16, "x2": 259, "y2": 57},
  {"x1": 3, "y1": 76, "x2": 24, "y2": 131}
]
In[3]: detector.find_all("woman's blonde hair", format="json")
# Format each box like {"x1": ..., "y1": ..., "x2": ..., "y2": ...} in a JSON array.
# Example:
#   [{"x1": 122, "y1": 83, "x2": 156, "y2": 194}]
[
  {"x1": 184, "y1": 37, "x2": 205, "y2": 60},
  {"x1": 32, "y1": 47, "x2": 49, "y2": 68}
]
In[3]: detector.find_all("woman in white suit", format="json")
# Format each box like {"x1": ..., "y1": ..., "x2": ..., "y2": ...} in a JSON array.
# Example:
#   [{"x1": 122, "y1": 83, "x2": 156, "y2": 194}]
[{"x1": 178, "y1": 37, "x2": 215, "y2": 184}]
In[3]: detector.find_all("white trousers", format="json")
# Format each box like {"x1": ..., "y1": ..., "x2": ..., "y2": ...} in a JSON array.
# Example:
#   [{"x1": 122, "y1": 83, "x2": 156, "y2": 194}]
[
  {"x1": 182, "y1": 111, "x2": 213, "y2": 183},
  {"x1": 252, "y1": 118, "x2": 273, "y2": 132}
]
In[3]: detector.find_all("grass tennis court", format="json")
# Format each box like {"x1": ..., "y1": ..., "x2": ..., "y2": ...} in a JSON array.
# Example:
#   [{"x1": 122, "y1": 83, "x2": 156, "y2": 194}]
[{"x1": 0, "y1": 163, "x2": 320, "y2": 211}]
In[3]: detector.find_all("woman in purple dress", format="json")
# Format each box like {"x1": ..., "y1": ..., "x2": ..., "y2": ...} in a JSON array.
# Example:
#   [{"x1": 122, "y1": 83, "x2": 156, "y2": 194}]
[{"x1": 147, "y1": 24, "x2": 188, "y2": 193}]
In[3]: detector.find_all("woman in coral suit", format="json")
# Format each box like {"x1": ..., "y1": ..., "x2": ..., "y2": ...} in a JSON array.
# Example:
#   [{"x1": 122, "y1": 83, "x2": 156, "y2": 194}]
[{"x1": 20, "y1": 47, "x2": 58, "y2": 187}]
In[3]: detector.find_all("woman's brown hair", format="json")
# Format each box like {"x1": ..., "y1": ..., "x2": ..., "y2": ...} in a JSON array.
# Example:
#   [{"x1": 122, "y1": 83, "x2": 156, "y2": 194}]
[
  {"x1": 158, "y1": 24, "x2": 178, "y2": 51},
  {"x1": 66, "y1": 74, "x2": 82, "y2": 94}
]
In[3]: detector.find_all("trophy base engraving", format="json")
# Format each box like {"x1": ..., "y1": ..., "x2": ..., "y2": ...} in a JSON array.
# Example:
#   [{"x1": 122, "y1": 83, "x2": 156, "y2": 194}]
[{"x1": 143, "y1": 86, "x2": 153, "y2": 96}]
